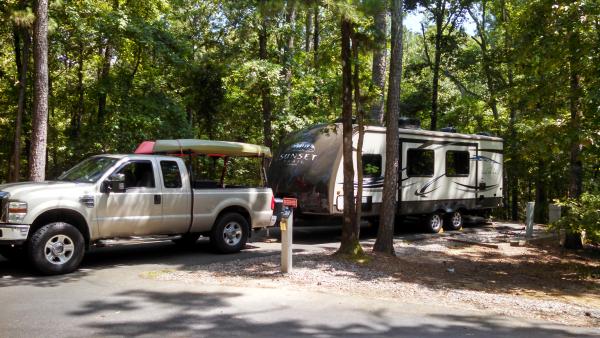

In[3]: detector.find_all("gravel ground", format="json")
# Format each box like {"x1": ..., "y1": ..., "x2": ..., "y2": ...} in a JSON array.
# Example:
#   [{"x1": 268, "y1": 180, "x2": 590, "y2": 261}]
[{"x1": 152, "y1": 222, "x2": 600, "y2": 328}]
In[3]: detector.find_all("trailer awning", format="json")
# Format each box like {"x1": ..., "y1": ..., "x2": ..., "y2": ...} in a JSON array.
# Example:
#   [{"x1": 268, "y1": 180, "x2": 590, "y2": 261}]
[{"x1": 134, "y1": 139, "x2": 272, "y2": 158}]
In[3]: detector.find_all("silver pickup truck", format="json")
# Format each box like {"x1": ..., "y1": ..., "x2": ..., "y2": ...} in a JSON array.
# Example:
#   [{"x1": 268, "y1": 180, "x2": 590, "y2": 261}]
[{"x1": 0, "y1": 139, "x2": 276, "y2": 275}]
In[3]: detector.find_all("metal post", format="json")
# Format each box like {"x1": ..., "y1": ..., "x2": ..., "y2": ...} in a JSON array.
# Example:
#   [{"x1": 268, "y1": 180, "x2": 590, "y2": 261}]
[
  {"x1": 281, "y1": 208, "x2": 293, "y2": 273},
  {"x1": 548, "y1": 204, "x2": 562, "y2": 223},
  {"x1": 525, "y1": 202, "x2": 535, "y2": 238}
]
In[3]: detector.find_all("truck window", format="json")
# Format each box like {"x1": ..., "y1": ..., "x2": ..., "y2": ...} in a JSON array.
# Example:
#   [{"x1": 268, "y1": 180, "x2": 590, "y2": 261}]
[
  {"x1": 407, "y1": 149, "x2": 434, "y2": 177},
  {"x1": 115, "y1": 161, "x2": 156, "y2": 189},
  {"x1": 446, "y1": 150, "x2": 470, "y2": 176},
  {"x1": 160, "y1": 161, "x2": 182, "y2": 188},
  {"x1": 362, "y1": 154, "x2": 382, "y2": 177}
]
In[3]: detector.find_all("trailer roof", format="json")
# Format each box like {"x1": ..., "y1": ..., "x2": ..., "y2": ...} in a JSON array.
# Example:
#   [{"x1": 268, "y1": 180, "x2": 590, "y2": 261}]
[
  {"x1": 134, "y1": 139, "x2": 272, "y2": 158},
  {"x1": 364, "y1": 125, "x2": 504, "y2": 142}
]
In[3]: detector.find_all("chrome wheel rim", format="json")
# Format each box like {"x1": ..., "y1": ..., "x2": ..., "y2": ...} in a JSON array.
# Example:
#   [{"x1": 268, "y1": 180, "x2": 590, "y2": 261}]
[
  {"x1": 451, "y1": 212, "x2": 462, "y2": 228},
  {"x1": 430, "y1": 214, "x2": 442, "y2": 230},
  {"x1": 44, "y1": 235, "x2": 75, "y2": 265},
  {"x1": 222, "y1": 222, "x2": 242, "y2": 246}
]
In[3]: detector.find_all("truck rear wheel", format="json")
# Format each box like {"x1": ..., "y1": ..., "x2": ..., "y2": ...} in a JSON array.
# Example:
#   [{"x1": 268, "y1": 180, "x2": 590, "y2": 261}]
[
  {"x1": 27, "y1": 222, "x2": 85, "y2": 275},
  {"x1": 210, "y1": 213, "x2": 249, "y2": 253}
]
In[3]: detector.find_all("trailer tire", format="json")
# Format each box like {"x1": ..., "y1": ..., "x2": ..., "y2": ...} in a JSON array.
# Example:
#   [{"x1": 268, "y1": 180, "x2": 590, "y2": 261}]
[
  {"x1": 444, "y1": 211, "x2": 463, "y2": 231},
  {"x1": 210, "y1": 213, "x2": 249, "y2": 253},
  {"x1": 425, "y1": 213, "x2": 444, "y2": 233},
  {"x1": 27, "y1": 222, "x2": 85, "y2": 275}
]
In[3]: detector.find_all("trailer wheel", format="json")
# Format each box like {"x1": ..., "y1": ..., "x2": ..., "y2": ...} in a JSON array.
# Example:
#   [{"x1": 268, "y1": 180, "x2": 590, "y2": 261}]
[
  {"x1": 444, "y1": 211, "x2": 463, "y2": 231},
  {"x1": 27, "y1": 222, "x2": 85, "y2": 275},
  {"x1": 425, "y1": 213, "x2": 444, "y2": 233},
  {"x1": 210, "y1": 213, "x2": 249, "y2": 253}
]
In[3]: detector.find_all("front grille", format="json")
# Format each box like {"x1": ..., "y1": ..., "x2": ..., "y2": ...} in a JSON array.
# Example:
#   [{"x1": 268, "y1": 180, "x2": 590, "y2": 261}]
[{"x1": 0, "y1": 192, "x2": 9, "y2": 222}]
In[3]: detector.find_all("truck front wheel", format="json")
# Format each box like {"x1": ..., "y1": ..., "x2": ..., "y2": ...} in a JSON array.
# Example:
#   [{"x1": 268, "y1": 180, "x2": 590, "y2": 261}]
[
  {"x1": 210, "y1": 213, "x2": 249, "y2": 254},
  {"x1": 27, "y1": 222, "x2": 85, "y2": 275}
]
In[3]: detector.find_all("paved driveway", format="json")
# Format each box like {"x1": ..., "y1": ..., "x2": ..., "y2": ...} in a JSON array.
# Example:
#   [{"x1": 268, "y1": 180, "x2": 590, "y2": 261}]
[{"x1": 0, "y1": 228, "x2": 598, "y2": 337}]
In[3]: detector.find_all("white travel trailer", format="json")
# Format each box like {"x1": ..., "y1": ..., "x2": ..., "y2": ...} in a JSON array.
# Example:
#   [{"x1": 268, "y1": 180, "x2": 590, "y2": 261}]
[{"x1": 268, "y1": 122, "x2": 503, "y2": 232}]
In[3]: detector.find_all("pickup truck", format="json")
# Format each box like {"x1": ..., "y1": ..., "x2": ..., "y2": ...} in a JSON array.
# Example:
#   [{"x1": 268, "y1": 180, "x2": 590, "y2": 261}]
[{"x1": 0, "y1": 139, "x2": 276, "y2": 275}]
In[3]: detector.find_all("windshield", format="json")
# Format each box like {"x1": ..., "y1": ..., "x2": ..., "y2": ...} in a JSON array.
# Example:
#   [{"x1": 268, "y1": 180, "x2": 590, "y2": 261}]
[{"x1": 57, "y1": 157, "x2": 119, "y2": 183}]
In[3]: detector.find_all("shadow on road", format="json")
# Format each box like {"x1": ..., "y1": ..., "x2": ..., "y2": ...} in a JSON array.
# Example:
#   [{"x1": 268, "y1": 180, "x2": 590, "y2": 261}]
[{"x1": 69, "y1": 288, "x2": 598, "y2": 337}]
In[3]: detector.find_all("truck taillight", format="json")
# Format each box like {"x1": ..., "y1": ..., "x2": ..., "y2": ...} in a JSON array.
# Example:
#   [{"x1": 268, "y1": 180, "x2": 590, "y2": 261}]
[{"x1": 271, "y1": 196, "x2": 275, "y2": 210}]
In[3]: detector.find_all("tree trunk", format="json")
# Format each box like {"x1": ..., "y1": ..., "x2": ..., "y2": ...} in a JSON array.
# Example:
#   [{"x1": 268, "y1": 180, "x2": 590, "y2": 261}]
[
  {"x1": 29, "y1": 0, "x2": 49, "y2": 182},
  {"x1": 337, "y1": 18, "x2": 360, "y2": 256},
  {"x1": 370, "y1": 1, "x2": 387, "y2": 125},
  {"x1": 305, "y1": 3, "x2": 313, "y2": 53},
  {"x1": 430, "y1": 0, "x2": 444, "y2": 131},
  {"x1": 352, "y1": 30, "x2": 363, "y2": 239},
  {"x1": 11, "y1": 28, "x2": 30, "y2": 182},
  {"x1": 374, "y1": 0, "x2": 402, "y2": 256},
  {"x1": 313, "y1": 3, "x2": 319, "y2": 67},
  {"x1": 259, "y1": 5, "x2": 273, "y2": 151},
  {"x1": 71, "y1": 41, "x2": 84, "y2": 139},
  {"x1": 282, "y1": 0, "x2": 296, "y2": 112},
  {"x1": 97, "y1": 42, "x2": 111, "y2": 124}
]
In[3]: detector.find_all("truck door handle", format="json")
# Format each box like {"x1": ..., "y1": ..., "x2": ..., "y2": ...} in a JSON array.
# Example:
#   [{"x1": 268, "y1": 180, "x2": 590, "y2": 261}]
[{"x1": 154, "y1": 195, "x2": 162, "y2": 204}]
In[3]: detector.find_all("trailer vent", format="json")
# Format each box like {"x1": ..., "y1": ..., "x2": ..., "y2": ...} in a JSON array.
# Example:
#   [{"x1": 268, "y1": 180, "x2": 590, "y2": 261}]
[{"x1": 398, "y1": 117, "x2": 421, "y2": 129}]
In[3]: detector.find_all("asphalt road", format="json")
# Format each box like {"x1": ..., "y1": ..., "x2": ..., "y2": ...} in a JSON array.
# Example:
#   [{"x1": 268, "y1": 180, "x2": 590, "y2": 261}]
[{"x1": 1, "y1": 225, "x2": 598, "y2": 337}]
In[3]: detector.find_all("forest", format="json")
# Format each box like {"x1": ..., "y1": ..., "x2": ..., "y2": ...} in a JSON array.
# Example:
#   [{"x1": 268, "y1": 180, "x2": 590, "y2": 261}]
[{"x1": 0, "y1": 0, "x2": 598, "y2": 241}]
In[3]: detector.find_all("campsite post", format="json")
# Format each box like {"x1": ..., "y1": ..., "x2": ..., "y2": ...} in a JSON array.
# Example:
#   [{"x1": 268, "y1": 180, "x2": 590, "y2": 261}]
[{"x1": 281, "y1": 197, "x2": 297, "y2": 273}]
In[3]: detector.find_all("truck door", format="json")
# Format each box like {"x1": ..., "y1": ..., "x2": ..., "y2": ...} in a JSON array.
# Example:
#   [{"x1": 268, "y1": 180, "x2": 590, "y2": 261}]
[
  {"x1": 96, "y1": 159, "x2": 163, "y2": 237},
  {"x1": 158, "y1": 159, "x2": 191, "y2": 234}
]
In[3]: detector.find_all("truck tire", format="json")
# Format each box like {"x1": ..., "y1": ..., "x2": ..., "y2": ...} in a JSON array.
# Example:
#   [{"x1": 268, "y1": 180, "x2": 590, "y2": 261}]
[
  {"x1": 425, "y1": 213, "x2": 444, "y2": 234},
  {"x1": 444, "y1": 211, "x2": 463, "y2": 231},
  {"x1": 172, "y1": 233, "x2": 201, "y2": 247},
  {"x1": 210, "y1": 213, "x2": 249, "y2": 254},
  {"x1": 27, "y1": 222, "x2": 85, "y2": 275}
]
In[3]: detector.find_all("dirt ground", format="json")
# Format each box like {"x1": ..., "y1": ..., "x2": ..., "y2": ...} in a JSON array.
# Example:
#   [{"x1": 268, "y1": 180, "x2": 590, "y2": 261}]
[{"x1": 154, "y1": 222, "x2": 600, "y2": 328}]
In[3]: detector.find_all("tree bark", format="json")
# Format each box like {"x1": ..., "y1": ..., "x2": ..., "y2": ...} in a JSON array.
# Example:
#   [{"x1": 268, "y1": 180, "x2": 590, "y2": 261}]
[
  {"x1": 305, "y1": 3, "x2": 313, "y2": 52},
  {"x1": 370, "y1": 1, "x2": 387, "y2": 125},
  {"x1": 282, "y1": 0, "x2": 296, "y2": 112},
  {"x1": 71, "y1": 41, "x2": 84, "y2": 139},
  {"x1": 374, "y1": 0, "x2": 402, "y2": 256},
  {"x1": 97, "y1": 42, "x2": 111, "y2": 124},
  {"x1": 313, "y1": 3, "x2": 319, "y2": 67},
  {"x1": 352, "y1": 30, "x2": 363, "y2": 239},
  {"x1": 430, "y1": 0, "x2": 444, "y2": 131},
  {"x1": 10, "y1": 27, "x2": 30, "y2": 182},
  {"x1": 259, "y1": 3, "x2": 273, "y2": 151},
  {"x1": 29, "y1": 0, "x2": 49, "y2": 182},
  {"x1": 337, "y1": 18, "x2": 360, "y2": 256}
]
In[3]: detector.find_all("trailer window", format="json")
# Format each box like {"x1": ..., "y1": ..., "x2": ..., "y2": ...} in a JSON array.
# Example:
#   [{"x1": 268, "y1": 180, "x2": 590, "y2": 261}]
[
  {"x1": 446, "y1": 151, "x2": 470, "y2": 176},
  {"x1": 362, "y1": 154, "x2": 382, "y2": 177},
  {"x1": 407, "y1": 149, "x2": 434, "y2": 177},
  {"x1": 160, "y1": 161, "x2": 182, "y2": 188}
]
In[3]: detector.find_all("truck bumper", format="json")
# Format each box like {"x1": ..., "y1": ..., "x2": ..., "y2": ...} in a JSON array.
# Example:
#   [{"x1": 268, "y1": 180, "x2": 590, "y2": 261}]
[{"x1": 0, "y1": 224, "x2": 30, "y2": 244}]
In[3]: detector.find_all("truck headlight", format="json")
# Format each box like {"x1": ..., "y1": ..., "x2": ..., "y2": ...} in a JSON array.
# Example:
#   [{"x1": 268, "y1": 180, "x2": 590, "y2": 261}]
[{"x1": 8, "y1": 201, "x2": 27, "y2": 223}]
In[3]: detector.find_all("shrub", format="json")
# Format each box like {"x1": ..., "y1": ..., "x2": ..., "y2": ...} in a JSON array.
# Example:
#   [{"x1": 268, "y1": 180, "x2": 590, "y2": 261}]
[{"x1": 550, "y1": 193, "x2": 600, "y2": 244}]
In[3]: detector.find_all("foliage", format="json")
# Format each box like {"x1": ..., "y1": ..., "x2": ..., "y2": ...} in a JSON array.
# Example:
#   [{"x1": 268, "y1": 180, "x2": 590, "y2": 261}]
[{"x1": 551, "y1": 193, "x2": 600, "y2": 244}]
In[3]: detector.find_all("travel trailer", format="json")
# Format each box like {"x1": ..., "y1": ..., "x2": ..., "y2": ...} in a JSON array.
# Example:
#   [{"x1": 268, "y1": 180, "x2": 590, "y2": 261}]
[{"x1": 268, "y1": 122, "x2": 503, "y2": 232}]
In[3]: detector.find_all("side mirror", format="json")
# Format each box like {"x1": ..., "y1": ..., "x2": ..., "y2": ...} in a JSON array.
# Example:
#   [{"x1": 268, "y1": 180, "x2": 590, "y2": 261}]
[{"x1": 103, "y1": 173, "x2": 126, "y2": 193}]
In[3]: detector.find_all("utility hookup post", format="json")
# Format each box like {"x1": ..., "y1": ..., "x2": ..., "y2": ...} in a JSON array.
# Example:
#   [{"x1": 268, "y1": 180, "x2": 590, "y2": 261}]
[
  {"x1": 525, "y1": 202, "x2": 535, "y2": 239},
  {"x1": 280, "y1": 197, "x2": 297, "y2": 274}
]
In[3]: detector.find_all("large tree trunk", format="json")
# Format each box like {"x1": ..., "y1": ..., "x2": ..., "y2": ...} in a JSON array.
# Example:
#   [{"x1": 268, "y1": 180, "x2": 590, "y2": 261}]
[
  {"x1": 313, "y1": 3, "x2": 319, "y2": 67},
  {"x1": 259, "y1": 4, "x2": 273, "y2": 151},
  {"x1": 10, "y1": 27, "x2": 30, "y2": 182},
  {"x1": 71, "y1": 41, "x2": 84, "y2": 139},
  {"x1": 430, "y1": 0, "x2": 444, "y2": 131},
  {"x1": 337, "y1": 18, "x2": 360, "y2": 256},
  {"x1": 374, "y1": 0, "x2": 403, "y2": 256},
  {"x1": 370, "y1": 1, "x2": 387, "y2": 125},
  {"x1": 282, "y1": 0, "x2": 296, "y2": 112},
  {"x1": 305, "y1": 3, "x2": 313, "y2": 53},
  {"x1": 29, "y1": 0, "x2": 49, "y2": 182},
  {"x1": 352, "y1": 30, "x2": 364, "y2": 239}
]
